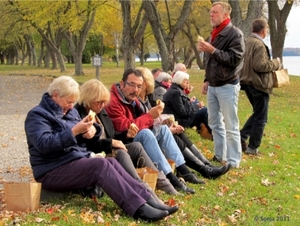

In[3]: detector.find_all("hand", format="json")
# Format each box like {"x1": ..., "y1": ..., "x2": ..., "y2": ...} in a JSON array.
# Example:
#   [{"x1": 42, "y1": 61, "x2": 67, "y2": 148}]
[
  {"x1": 277, "y1": 57, "x2": 282, "y2": 69},
  {"x1": 202, "y1": 82, "x2": 209, "y2": 95},
  {"x1": 198, "y1": 41, "x2": 215, "y2": 54},
  {"x1": 162, "y1": 118, "x2": 172, "y2": 126},
  {"x1": 175, "y1": 125, "x2": 184, "y2": 134},
  {"x1": 127, "y1": 123, "x2": 139, "y2": 138},
  {"x1": 82, "y1": 125, "x2": 96, "y2": 139},
  {"x1": 197, "y1": 101, "x2": 205, "y2": 108},
  {"x1": 112, "y1": 139, "x2": 127, "y2": 151},
  {"x1": 190, "y1": 96, "x2": 196, "y2": 102},
  {"x1": 169, "y1": 124, "x2": 184, "y2": 134},
  {"x1": 72, "y1": 116, "x2": 94, "y2": 136},
  {"x1": 148, "y1": 103, "x2": 164, "y2": 119}
]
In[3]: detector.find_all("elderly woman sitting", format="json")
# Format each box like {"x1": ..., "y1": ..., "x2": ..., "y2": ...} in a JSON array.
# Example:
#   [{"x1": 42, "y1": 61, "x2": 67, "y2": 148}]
[
  {"x1": 163, "y1": 71, "x2": 212, "y2": 139},
  {"x1": 150, "y1": 72, "x2": 172, "y2": 106}
]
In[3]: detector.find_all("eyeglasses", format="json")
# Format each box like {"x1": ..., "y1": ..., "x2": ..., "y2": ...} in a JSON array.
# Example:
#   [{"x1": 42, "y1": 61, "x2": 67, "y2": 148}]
[
  {"x1": 95, "y1": 100, "x2": 108, "y2": 105},
  {"x1": 125, "y1": 81, "x2": 143, "y2": 90}
]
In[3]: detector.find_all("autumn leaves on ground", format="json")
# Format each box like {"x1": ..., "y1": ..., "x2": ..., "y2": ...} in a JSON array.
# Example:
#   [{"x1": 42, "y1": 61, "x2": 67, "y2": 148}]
[{"x1": 0, "y1": 64, "x2": 299, "y2": 225}]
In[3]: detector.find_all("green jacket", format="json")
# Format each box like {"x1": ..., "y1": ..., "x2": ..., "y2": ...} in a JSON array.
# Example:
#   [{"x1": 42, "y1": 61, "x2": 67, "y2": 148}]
[{"x1": 240, "y1": 34, "x2": 280, "y2": 94}]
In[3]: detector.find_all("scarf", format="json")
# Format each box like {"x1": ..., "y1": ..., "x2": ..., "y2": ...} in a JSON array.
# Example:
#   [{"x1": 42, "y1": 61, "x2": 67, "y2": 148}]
[{"x1": 211, "y1": 18, "x2": 231, "y2": 43}]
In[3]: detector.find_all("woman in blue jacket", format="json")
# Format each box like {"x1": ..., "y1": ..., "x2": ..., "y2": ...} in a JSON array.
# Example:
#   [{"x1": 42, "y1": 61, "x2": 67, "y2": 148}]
[{"x1": 24, "y1": 76, "x2": 176, "y2": 222}]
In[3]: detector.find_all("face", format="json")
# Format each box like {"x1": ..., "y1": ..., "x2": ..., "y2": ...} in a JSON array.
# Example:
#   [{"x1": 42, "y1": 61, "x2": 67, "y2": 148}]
[
  {"x1": 180, "y1": 79, "x2": 189, "y2": 90},
  {"x1": 262, "y1": 27, "x2": 268, "y2": 39},
  {"x1": 120, "y1": 73, "x2": 143, "y2": 102},
  {"x1": 167, "y1": 79, "x2": 172, "y2": 86},
  {"x1": 153, "y1": 70, "x2": 162, "y2": 79},
  {"x1": 210, "y1": 4, "x2": 228, "y2": 27},
  {"x1": 52, "y1": 92, "x2": 77, "y2": 114},
  {"x1": 180, "y1": 66, "x2": 187, "y2": 72},
  {"x1": 89, "y1": 100, "x2": 108, "y2": 114}
]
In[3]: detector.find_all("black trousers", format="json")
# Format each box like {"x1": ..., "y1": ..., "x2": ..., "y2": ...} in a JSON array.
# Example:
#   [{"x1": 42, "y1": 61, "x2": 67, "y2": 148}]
[{"x1": 240, "y1": 85, "x2": 269, "y2": 149}]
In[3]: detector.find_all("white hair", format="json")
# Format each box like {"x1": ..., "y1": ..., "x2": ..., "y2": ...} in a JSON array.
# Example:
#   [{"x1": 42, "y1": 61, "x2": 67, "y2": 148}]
[
  {"x1": 47, "y1": 75, "x2": 79, "y2": 98},
  {"x1": 155, "y1": 72, "x2": 172, "y2": 82},
  {"x1": 172, "y1": 71, "x2": 189, "y2": 85},
  {"x1": 174, "y1": 63, "x2": 186, "y2": 72}
]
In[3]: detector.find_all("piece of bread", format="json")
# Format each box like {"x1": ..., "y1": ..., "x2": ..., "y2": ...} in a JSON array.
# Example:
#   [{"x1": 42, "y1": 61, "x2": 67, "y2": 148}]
[
  {"x1": 197, "y1": 35, "x2": 204, "y2": 42},
  {"x1": 88, "y1": 110, "x2": 96, "y2": 121},
  {"x1": 129, "y1": 123, "x2": 138, "y2": 130},
  {"x1": 156, "y1": 99, "x2": 163, "y2": 105},
  {"x1": 169, "y1": 115, "x2": 175, "y2": 123}
]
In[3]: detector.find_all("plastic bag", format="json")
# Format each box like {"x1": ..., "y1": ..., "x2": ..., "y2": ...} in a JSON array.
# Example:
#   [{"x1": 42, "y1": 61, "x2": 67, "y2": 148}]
[{"x1": 152, "y1": 114, "x2": 175, "y2": 136}]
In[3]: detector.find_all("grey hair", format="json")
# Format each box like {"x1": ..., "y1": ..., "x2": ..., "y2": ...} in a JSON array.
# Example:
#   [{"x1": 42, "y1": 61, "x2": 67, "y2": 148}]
[
  {"x1": 172, "y1": 71, "x2": 189, "y2": 85},
  {"x1": 47, "y1": 75, "x2": 79, "y2": 98},
  {"x1": 155, "y1": 72, "x2": 172, "y2": 82},
  {"x1": 174, "y1": 63, "x2": 186, "y2": 72}
]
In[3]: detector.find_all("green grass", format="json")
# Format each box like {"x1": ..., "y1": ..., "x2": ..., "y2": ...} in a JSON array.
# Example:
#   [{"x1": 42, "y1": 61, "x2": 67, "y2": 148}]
[{"x1": 1, "y1": 63, "x2": 300, "y2": 225}]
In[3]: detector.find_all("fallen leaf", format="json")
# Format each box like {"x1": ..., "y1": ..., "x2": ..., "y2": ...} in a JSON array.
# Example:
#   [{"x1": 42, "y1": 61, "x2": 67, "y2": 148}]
[
  {"x1": 97, "y1": 215, "x2": 104, "y2": 223},
  {"x1": 294, "y1": 194, "x2": 300, "y2": 199},
  {"x1": 227, "y1": 214, "x2": 237, "y2": 224},
  {"x1": 261, "y1": 178, "x2": 273, "y2": 186},
  {"x1": 35, "y1": 217, "x2": 44, "y2": 223}
]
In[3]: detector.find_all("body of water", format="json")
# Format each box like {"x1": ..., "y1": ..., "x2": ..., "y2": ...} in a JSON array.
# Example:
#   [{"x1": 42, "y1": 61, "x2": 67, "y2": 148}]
[{"x1": 282, "y1": 56, "x2": 300, "y2": 76}]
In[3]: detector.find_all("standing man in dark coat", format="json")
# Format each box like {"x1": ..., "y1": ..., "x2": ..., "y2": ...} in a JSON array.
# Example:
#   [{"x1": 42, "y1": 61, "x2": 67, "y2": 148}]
[
  {"x1": 198, "y1": 1, "x2": 245, "y2": 168},
  {"x1": 239, "y1": 19, "x2": 280, "y2": 155}
]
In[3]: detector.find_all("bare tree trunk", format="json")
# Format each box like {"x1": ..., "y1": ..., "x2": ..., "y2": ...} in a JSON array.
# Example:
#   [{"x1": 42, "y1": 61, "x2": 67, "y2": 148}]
[
  {"x1": 143, "y1": 0, "x2": 194, "y2": 72},
  {"x1": 120, "y1": 0, "x2": 149, "y2": 70},
  {"x1": 229, "y1": 0, "x2": 264, "y2": 38},
  {"x1": 64, "y1": 3, "x2": 96, "y2": 76},
  {"x1": 267, "y1": 0, "x2": 293, "y2": 62},
  {"x1": 25, "y1": 35, "x2": 32, "y2": 66},
  {"x1": 140, "y1": 36, "x2": 145, "y2": 66},
  {"x1": 114, "y1": 32, "x2": 121, "y2": 67},
  {"x1": 44, "y1": 50, "x2": 50, "y2": 68},
  {"x1": 32, "y1": 40, "x2": 37, "y2": 66},
  {"x1": 38, "y1": 40, "x2": 45, "y2": 67}
]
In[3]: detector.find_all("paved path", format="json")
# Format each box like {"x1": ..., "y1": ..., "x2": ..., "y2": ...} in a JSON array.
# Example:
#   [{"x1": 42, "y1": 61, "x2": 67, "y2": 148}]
[{"x1": 0, "y1": 75, "x2": 53, "y2": 185}]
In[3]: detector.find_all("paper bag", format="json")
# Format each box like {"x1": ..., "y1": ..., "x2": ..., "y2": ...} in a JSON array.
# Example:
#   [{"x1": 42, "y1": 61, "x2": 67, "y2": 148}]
[
  {"x1": 273, "y1": 69, "x2": 290, "y2": 88},
  {"x1": 167, "y1": 159, "x2": 176, "y2": 173},
  {"x1": 4, "y1": 182, "x2": 41, "y2": 211},
  {"x1": 136, "y1": 167, "x2": 158, "y2": 191}
]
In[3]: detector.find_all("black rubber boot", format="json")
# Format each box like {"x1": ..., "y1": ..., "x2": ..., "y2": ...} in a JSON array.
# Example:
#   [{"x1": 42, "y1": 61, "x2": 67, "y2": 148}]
[
  {"x1": 133, "y1": 203, "x2": 169, "y2": 222},
  {"x1": 147, "y1": 196, "x2": 179, "y2": 215},
  {"x1": 182, "y1": 148, "x2": 229, "y2": 179},
  {"x1": 188, "y1": 144, "x2": 212, "y2": 166}
]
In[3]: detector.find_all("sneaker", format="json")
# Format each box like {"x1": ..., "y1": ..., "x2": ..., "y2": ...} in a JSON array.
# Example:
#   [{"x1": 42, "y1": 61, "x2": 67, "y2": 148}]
[
  {"x1": 241, "y1": 139, "x2": 247, "y2": 152},
  {"x1": 245, "y1": 147, "x2": 258, "y2": 155}
]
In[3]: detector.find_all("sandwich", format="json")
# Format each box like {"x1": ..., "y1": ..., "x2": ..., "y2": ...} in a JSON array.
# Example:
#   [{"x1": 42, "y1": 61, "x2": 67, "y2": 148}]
[
  {"x1": 156, "y1": 99, "x2": 163, "y2": 105},
  {"x1": 87, "y1": 110, "x2": 96, "y2": 121},
  {"x1": 197, "y1": 35, "x2": 204, "y2": 42}
]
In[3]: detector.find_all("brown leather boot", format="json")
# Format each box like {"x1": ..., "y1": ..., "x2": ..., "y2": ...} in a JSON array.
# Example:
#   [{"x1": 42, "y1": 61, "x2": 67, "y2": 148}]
[{"x1": 199, "y1": 123, "x2": 213, "y2": 140}]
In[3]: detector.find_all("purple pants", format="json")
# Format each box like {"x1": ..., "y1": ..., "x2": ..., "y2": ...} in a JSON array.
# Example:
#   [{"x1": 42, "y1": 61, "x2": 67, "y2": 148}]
[{"x1": 39, "y1": 157, "x2": 150, "y2": 216}]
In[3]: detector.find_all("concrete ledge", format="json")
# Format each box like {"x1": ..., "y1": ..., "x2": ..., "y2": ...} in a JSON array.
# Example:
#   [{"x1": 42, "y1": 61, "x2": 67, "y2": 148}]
[{"x1": 40, "y1": 189, "x2": 72, "y2": 203}]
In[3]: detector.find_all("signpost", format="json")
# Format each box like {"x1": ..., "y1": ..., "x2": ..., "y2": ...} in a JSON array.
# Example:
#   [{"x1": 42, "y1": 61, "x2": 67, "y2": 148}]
[{"x1": 92, "y1": 55, "x2": 102, "y2": 80}]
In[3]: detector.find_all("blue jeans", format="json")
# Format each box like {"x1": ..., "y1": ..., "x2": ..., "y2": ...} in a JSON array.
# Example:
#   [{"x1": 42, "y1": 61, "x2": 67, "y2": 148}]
[
  {"x1": 240, "y1": 85, "x2": 269, "y2": 149},
  {"x1": 207, "y1": 84, "x2": 242, "y2": 167},
  {"x1": 133, "y1": 126, "x2": 185, "y2": 175}
]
